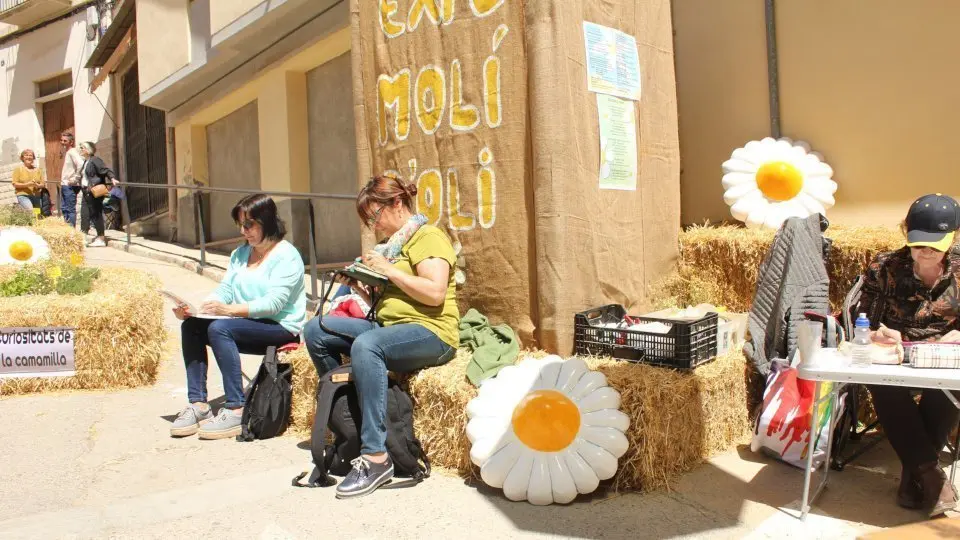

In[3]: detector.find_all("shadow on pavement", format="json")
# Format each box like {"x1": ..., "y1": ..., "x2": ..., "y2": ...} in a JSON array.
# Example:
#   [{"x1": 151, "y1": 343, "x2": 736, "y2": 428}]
[
  {"x1": 469, "y1": 479, "x2": 740, "y2": 539},
  {"x1": 160, "y1": 395, "x2": 228, "y2": 423},
  {"x1": 468, "y1": 439, "x2": 940, "y2": 538},
  {"x1": 676, "y1": 443, "x2": 936, "y2": 530}
]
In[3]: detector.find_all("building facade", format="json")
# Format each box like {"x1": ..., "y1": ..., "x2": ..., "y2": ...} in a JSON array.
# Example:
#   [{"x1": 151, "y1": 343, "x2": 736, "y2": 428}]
[
  {"x1": 0, "y1": 0, "x2": 116, "y2": 211},
  {"x1": 673, "y1": 0, "x2": 960, "y2": 227},
  {"x1": 132, "y1": 0, "x2": 359, "y2": 263}
]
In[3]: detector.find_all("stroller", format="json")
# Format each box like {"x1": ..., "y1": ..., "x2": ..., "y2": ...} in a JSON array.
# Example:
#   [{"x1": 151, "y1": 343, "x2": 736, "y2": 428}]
[{"x1": 103, "y1": 186, "x2": 124, "y2": 231}]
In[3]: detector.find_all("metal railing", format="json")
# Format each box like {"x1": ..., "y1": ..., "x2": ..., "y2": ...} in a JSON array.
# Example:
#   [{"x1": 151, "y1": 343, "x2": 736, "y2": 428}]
[
  {"x1": 0, "y1": 0, "x2": 26, "y2": 13},
  {"x1": 0, "y1": 179, "x2": 357, "y2": 300},
  {"x1": 114, "y1": 181, "x2": 357, "y2": 300}
]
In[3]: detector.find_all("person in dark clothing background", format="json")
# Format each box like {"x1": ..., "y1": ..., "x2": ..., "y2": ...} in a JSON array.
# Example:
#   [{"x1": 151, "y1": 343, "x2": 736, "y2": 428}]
[
  {"x1": 858, "y1": 193, "x2": 960, "y2": 517},
  {"x1": 78, "y1": 142, "x2": 119, "y2": 247}
]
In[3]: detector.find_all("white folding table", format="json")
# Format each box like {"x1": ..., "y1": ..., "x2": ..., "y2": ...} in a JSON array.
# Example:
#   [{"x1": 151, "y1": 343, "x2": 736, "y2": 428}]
[{"x1": 797, "y1": 350, "x2": 960, "y2": 520}]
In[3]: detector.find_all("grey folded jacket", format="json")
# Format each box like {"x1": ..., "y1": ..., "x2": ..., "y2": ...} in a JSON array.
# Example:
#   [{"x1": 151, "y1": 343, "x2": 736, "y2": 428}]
[{"x1": 744, "y1": 214, "x2": 830, "y2": 376}]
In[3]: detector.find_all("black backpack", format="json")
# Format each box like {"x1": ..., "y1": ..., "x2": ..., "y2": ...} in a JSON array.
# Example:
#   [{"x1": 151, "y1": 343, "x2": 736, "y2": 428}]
[
  {"x1": 236, "y1": 347, "x2": 293, "y2": 441},
  {"x1": 293, "y1": 364, "x2": 430, "y2": 487},
  {"x1": 39, "y1": 188, "x2": 52, "y2": 217}
]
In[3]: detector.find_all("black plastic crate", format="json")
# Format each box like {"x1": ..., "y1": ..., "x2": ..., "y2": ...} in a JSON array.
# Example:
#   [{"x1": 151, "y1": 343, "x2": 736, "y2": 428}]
[{"x1": 573, "y1": 304, "x2": 718, "y2": 369}]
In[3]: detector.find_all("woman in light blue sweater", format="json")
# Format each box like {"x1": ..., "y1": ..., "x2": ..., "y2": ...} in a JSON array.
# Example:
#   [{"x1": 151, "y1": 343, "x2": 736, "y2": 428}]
[{"x1": 169, "y1": 194, "x2": 306, "y2": 440}]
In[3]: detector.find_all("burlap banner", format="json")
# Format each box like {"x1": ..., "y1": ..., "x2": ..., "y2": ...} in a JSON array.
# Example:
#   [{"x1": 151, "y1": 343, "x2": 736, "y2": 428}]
[{"x1": 351, "y1": 0, "x2": 680, "y2": 352}]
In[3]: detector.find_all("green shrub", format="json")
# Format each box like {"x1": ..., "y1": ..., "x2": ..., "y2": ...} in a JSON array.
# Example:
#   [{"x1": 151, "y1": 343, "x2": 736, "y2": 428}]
[
  {"x1": 0, "y1": 206, "x2": 37, "y2": 227},
  {"x1": 0, "y1": 261, "x2": 100, "y2": 297}
]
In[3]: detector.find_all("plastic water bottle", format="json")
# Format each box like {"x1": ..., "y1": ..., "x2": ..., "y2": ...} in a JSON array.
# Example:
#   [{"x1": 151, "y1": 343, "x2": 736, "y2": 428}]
[{"x1": 851, "y1": 313, "x2": 872, "y2": 368}]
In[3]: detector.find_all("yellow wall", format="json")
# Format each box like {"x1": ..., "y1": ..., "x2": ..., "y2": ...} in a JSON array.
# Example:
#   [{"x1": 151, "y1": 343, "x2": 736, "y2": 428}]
[
  {"x1": 257, "y1": 71, "x2": 310, "y2": 194},
  {"x1": 174, "y1": 124, "x2": 207, "y2": 187},
  {"x1": 674, "y1": 0, "x2": 960, "y2": 227},
  {"x1": 173, "y1": 26, "x2": 351, "y2": 191},
  {"x1": 136, "y1": 0, "x2": 192, "y2": 92},
  {"x1": 209, "y1": 0, "x2": 263, "y2": 35}
]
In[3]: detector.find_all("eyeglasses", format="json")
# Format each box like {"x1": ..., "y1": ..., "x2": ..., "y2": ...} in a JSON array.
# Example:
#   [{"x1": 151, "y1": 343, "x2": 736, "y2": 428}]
[
  {"x1": 366, "y1": 206, "x2": 385, "y2": 227},
  {"x1": 238, "y1": 219, "x2": 257, "y2": 231}
]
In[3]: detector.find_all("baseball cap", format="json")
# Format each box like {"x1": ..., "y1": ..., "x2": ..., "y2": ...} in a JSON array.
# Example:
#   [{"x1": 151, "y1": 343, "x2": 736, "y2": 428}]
[{"x1": 905, "y1": 193, "x2": 960, "y2": 251}]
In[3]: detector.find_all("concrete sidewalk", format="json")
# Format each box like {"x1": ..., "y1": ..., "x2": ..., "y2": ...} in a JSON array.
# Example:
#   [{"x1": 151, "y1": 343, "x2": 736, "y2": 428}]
[{"x1": 0, "y1": 246, "x2": 952, "y2": 539}]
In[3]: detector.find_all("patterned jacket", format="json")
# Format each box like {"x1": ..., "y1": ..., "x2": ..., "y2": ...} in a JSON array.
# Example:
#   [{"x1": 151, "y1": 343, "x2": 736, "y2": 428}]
[{"x1": 859, "y1": 247, "x2": 960, "y2": 341}]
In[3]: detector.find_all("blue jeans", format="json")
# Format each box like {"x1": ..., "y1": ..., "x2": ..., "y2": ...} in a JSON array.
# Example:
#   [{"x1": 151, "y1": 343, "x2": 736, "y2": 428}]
[
  {"x1": 333, "y1": 284, "x2": 352, "y2": 300},
  {"x1": 16, "y1": 195, "x2": 39, "y2": 211},
  {"x1": 181, "y1": 317, "x2": 296, "y2": 409},
  {"x1": 61, "y1": 186, "x2": 80, "y2": 227},
  {"x1": 303, "y1": 316, "x2": 454, "y2": 454}
]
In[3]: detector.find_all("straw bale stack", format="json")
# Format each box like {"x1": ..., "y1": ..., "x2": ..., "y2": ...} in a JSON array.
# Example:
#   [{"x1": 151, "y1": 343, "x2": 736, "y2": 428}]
[
  {"x1": 285, "y1": 346, "x2": 752, "y2": 492},
  {"x1": 588, "y1": 351, "x2": 752, "y2": 491},
  {"x1": 288, "y1": 346, "x2": 321, "y2": 432},
  {"x1": 653, "y1": 224, "x2": 903, "y2": 312},
  {"x1": 32, "y1": 219, "x2": 86, "y2": 262},
  {"x1": 0, "y1": 268, "x2": 165, "y2": 395}
]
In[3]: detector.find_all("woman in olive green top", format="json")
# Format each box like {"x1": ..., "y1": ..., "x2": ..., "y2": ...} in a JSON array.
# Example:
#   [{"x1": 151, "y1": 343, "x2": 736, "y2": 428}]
[{"x1": 304, "y1": 175, "x2": 458, "y2": 499}]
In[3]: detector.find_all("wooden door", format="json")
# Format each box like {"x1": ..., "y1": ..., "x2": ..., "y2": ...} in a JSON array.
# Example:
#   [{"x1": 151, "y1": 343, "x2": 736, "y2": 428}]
[
  {"x1": 122, "y1": 64, "x2": 168, "y2": 221},
  {"x1": 42, "y1": 96, "x2": 75, "y2": 214}
]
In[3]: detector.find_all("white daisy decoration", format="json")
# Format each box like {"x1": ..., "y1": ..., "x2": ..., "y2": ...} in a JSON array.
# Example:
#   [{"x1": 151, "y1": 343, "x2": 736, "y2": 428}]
[
  {"x1": 466, "y1": 355, "x2": 630, "y2": 505},
  {"x1": 0, "y1": 227, "x2": 51, "y2": 265},
  {"x1": 722, "y1": 137, "x2": 838, "y2": 229}
]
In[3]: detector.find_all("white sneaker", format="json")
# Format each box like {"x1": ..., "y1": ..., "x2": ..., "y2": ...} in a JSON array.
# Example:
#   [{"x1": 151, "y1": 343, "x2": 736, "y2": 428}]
[{"x1": 88, "y1": 239, "x2": 106, "y2": 247}]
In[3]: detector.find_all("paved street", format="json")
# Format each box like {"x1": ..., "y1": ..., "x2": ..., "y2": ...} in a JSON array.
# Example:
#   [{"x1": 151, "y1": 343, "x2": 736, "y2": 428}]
[{"x1": 0, "y1": 246, "x2": 951, "y2": 539}]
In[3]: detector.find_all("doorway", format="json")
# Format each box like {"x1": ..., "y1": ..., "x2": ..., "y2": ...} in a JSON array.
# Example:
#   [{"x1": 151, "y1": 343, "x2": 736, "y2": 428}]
[
  {"x1": 122, "y1": 63, "x2": 169, "y2": 221},
  {"x1": 42, "y1": 95, "x2": 74, "y2": 215}
]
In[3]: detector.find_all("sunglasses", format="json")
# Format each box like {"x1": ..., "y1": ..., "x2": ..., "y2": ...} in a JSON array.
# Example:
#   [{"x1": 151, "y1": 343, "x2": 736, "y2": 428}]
[
  {"x1": 238, "y1": 218, "x2": 258, "y2": 231},
  {"x1": 366, "y1": 205, "x2": 386, "y2": 227}
]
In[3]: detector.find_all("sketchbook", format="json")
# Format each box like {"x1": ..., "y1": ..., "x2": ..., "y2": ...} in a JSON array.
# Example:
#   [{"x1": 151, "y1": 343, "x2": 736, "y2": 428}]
[
  {"x1": 339, "y1": 262, "x2": 389, "y2": 289},
  {"x1": 160, "y1": 290, "x2": 235, "y2": 320}
]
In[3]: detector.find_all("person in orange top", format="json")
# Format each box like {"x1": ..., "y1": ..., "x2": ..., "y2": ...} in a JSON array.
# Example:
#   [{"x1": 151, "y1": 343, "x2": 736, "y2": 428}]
[{"x1": 11, "y1": 149, "x2": 44, "y2": 211}]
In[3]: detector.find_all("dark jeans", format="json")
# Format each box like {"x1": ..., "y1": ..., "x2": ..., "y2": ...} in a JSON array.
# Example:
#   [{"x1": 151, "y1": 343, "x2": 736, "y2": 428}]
[
  {"x1": 80, "y1": 192, "x2": 90, "y2": 233},
  {"x1": 61, "y1": 186, "x2": 80, "y2": 227},
  {"x1": 81, "y1": 188, "x2": 105, "y2": 237},
  {"x1": 868, "y1": 385, "x2": 960, "y2": 469},
  {"x1": 182, "y1": 317, "x2": 296, "y2": 409},
  {"x1": 303, "y1": 316, "x2": 454, "y2": 454}
]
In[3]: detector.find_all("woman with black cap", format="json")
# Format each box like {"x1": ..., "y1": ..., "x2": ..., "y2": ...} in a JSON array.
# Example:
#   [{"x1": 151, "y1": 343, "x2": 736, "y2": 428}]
[{"x1": 858, "y1": 193, "x2": 960, "y2": 517}]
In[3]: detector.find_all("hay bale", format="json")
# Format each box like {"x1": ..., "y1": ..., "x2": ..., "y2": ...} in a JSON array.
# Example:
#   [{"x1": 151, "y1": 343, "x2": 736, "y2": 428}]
[
  {"x1": 288, "y1": 345, "x2": 752, "y2": 492},
  {"x1": 652, "y1": 224, "x2": 903, "y2": 312},
  {"x1": 32, "y1": 220, "x2": 86, "y2": 262},
  {"x1": 288, "y1": 346, "x2": 320, "y2": 432},
  {"x1": 587, "y1": 351, "x2": 752, "y2": 491},
  {"x1": 409, "y1": 349, "x2": 478, "y2": 476},
  {"x1": 0, "y1": 268, "x2": 165, "y2": 395}
]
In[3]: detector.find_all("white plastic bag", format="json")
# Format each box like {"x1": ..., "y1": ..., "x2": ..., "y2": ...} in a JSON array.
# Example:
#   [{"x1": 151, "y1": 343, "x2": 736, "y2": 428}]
[{"x1": 750, "y1": 354, "x2": 844, "y2": 469}]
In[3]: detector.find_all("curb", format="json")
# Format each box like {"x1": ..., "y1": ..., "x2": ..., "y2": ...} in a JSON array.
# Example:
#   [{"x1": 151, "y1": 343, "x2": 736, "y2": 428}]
[{"x1": 103, "y1": 237, "x2": 226, "y2": 283}]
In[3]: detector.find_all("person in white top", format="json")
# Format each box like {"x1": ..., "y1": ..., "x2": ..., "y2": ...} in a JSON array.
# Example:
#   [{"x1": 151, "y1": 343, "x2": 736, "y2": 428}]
[{"x1": 59, "y1": 130, "x2": 84, "y2": 227}]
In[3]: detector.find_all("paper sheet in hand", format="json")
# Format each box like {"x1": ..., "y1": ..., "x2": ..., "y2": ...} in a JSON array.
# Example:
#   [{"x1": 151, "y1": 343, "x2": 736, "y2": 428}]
[{"x1": 160, "y1": 290, "x2": 234, "y2": 320}]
